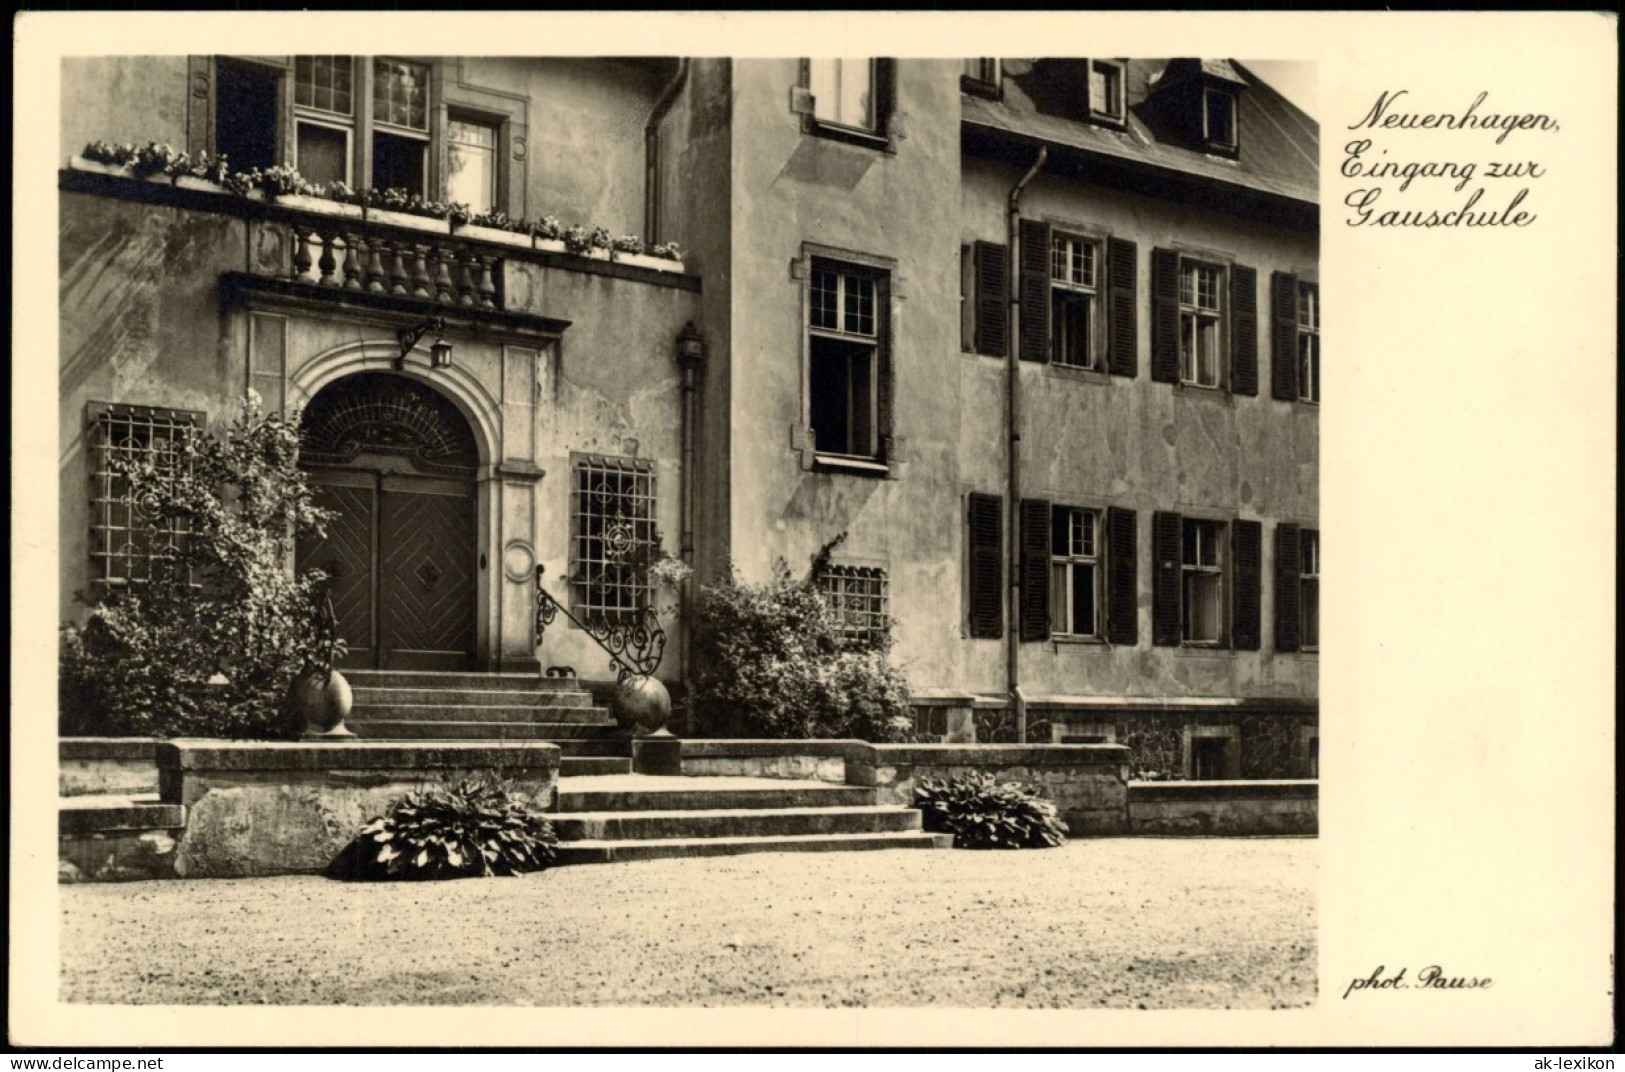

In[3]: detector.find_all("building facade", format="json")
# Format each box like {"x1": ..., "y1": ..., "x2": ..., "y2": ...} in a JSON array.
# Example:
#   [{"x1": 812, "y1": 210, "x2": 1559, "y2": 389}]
[{"x1": 59, "y1": 56, "x2": 1318, "y2": 776}]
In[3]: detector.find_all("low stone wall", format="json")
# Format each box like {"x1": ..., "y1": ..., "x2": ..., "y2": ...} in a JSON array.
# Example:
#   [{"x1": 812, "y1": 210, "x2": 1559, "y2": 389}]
[
  {"x1": 679, "y1": 740, "x2": 856, "y2": 784},
  {"x1": 159, "y1": 741, "x2": 561, "y2": 878},
  {"x1": 846, "y1": 744, "x2": 1132, "y2": 836},
  {"x1": 59, "y1": 738, "x2": 161, "y2": 797},
  {"x1": 1127, "y1": 780, "x2": 1317, "y2": 835}
]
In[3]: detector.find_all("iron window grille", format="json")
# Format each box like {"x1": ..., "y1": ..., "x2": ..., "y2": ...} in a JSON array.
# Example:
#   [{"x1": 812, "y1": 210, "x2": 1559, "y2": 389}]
[
  {"x1": 87, "y1": 402, "x2": 201, "y2": 587},
  {"x1": 1050, "y1": 233, "x2": 1102, "y2": 369},
  {"x1": 1178, "y1": 259, "x2": 1227, "y2": 388},
  {"x1": 1050, "y1": 506, "x2": 1101, "y2": 638},
  {"x1": 1296, "y1": 282, "x2": 1320, "y2": 404},
  {"x1": 570, "y1": 456, "x2": 657, "y2": 623},
  {"x1": 816, "y1": 564, "x2": 890, "y2": 648}
]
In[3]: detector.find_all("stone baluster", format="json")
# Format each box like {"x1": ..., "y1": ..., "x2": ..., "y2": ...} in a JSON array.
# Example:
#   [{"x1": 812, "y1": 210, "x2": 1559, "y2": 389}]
[
  {"x1": 410, "y1": 245, "x2": 433, "y2": 299},
  {"x1": 476, "y1": 254, "x2": 498, "y2": 309},
  {"x1": 341, "y1": 233, "x2": 364, "y2": 290},
  {"x1": 291, "y1": 225, "x2": 314, "y2": 281},
  {"x1": 432, "y1": 249, "x2": 456, "y2": 304},
  {"x1": 365, "y1": 236, "x2": 389, "y2": 293},
  {"x1": 317, "y1": 231, "x2": 339, "y2": 287},
  {"x1": 387, "y1": 240, "x2": 410, "y2": 296},
  {"x1": 457, "y1": 250, "x2": 479, "y2": 307}
]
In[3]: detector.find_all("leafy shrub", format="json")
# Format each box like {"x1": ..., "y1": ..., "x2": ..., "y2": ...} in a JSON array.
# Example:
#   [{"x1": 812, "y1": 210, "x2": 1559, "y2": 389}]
[
  {"x1": 59, "y1": 393, "x2": 333, "y2": 738},
  {"x1": 690, "y1": 553, "x2": 913, "y2": 741},
  {"x1": 913, "y1": 772, "x2": 1069, "y2": 849},
  {"x1": 325, "y1": 779, "x2": 558, "y2": 882}
]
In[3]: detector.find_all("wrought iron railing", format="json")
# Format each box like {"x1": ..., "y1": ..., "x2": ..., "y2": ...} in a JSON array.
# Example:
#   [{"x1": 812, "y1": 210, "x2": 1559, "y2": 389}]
[{"x1": 535, "y1": 564, "x2": 665, "y2": 684}]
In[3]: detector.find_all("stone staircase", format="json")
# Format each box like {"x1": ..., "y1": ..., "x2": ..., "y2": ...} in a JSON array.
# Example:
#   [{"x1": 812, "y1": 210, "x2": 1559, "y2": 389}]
[
  {"x1": 549, "y1": 774, "x2": 950, "y2": 864},
  {"x1": 344, "y1": 669, "x2": 629, "y2": 776}
]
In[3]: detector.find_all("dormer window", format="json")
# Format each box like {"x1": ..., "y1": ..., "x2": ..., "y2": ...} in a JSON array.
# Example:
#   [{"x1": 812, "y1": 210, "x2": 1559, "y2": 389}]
[
  {"x1": 1088, "y1": 60, "x2": 1125, "y2": 124},
  {"x1": 1203, "y1": 86, "x2": 1238, "y2": 151}
]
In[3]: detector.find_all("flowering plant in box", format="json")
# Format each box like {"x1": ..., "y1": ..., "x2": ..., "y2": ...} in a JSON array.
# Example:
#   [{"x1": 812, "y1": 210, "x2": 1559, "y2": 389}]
[{"x1": 611, "y1": 234, "x2": 645, "y2": 255}]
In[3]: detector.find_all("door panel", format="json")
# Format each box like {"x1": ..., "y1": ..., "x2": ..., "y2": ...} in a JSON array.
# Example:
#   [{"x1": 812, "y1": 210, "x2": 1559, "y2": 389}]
[
  {"x1": 377, "y1": 481, "x2": 477, "y2": 670},
  {"x1": 297, "y1": 468, "x2": 476, "y2": 671},
  {"x1": 297, "y1": 478, "x2": 378, "y2": 668}
]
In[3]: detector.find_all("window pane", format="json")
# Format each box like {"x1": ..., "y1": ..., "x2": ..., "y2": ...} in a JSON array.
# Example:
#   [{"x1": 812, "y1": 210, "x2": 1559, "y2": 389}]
[
  {"x1": 808, "y1": 59, "x2": 837, "y2": 117},
  {"x1": 1186, "y1": 572, "x2": 1222, "y2": 641},
  {"x1": 837, "y1": 59, "x2": 875, "y2": 129},
  {"x1": 1090, "y1": 62, "x2": 1121, "y2": 118},
  {"x1": 373, "y1": 58, "x2": 430, "y2": 131},
  {"x1": 1205, "y1": 91, "x2": 1235, "y2": 146},
  {"x1": 295, "y1": 56, "x2": 353, "y2": 116},
  {"x1": 1072, "y1": 562, "x2": 1097, "y2": 636},
  {"x1": 447, "y1": 119, "x2": 496, "y2": 213},
  {"x1": 1197, "y1": 317, "x2": 1219, "y2": 385},
  {"x1": 372, "y1": 131, "x2": 426, "y2": 196},
  {"x1": 1052, "y1": 291, "x2": 1091, "y2": 367},
  {"x1": 1051, "y1": 561, "x2": 1069, "y2": 631},
  {"x1": 297, "y1": 123, "x2": 349, "y2": 186},
  {"x1": 810, "y1": 336, "x2": 876, "y2": 457},
  {"x1": 811, "y1": 269, "x2": 839, "y2": 331}
]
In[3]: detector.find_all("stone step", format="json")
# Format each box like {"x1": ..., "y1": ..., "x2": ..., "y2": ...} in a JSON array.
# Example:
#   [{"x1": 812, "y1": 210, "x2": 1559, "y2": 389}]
[
  {"x1": 348, "y1": 703, "x2": 609, "y2": 724},
  {"x1": 350, "y1": 687, "x2": 597, "y2": 709},
  {"x1": 555, "y1": 777, "x2": 878, "y2": 813},
  {"x1": 347, "y1": 720, "x2": 616, "y2": 741},
  {"x1": 551, "y1": 804, "x2": 921, "y2": 842},
  {"x1": 343, "y1": 670, "x2": 579, "y2": 691},
  {"x1": 554, "y1": 739, "x2": 631, "y2": 758},
  {"x1": 559, "y1": 757, "x2": 633, "y2": 777},
  {"x1": 554, "y1": 831, "x2": 952, "y2": 865},
  {"x1": 59, "y1": 796, "x2": 185, "y2": 836}
]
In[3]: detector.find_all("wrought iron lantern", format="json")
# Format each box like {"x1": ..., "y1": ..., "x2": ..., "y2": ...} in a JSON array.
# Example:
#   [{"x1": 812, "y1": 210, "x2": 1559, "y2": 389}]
[{"x1": 396, "y1": 315, "x2": 451, "y2": 371}]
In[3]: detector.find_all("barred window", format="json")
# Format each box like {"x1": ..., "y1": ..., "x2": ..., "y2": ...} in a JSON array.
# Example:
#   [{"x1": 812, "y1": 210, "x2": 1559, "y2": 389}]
[
  {"x1": 570, "y1": 456, "x2": 656, "y2": 621},
  {"x1": 816, "y1": 564, "x2": 889, "y2": 648},
  {"x1": 87, "y1": 403, "x2": 200, "y2": 586}
]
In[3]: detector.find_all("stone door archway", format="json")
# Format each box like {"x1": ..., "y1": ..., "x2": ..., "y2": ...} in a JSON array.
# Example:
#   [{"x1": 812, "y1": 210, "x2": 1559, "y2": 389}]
[{"x1": 296, "y1": 372, "x2": 480, "y2": 671}]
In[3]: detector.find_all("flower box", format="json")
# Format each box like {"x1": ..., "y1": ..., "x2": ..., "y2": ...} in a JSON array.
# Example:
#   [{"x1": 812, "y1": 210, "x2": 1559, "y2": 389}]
[
  {"x1": 363, "y1": 206, "x2": 450, "y2": 234},
  {"x1": 613, "y1": 251, "x2": 683, "y2": 273},
  {"x1": 533, "y1": 237, "x2": 568, "y2": 254},
  {"x1": 173, "y1": 176, "x2": 227, "y2": 195},
  {"x1": 69, "y1": 155, "x2": 133, "y2": 178},
  {"x1": 453, "y1": 222, "x2": 535, "y2": 250},
  {"x1": 277, "y1": 193, "x2": 364, "y2": 220}
]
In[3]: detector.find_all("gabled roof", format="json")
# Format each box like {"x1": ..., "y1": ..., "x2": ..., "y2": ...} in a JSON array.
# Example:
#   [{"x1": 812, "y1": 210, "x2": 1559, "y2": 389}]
[{"x1": 962, "y1": 58, "x2": 1319, "y2": 210}]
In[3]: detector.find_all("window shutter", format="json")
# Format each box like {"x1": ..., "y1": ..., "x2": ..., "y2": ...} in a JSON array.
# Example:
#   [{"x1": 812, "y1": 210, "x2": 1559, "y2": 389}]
[
  {"x1": 1106, "y1": 237, "x2": 1138, "y2": 377},
  {"x1": 1231, "y1": 264, "x2": 1258, "y2": 396},
  {"x1": 1271, "y1": 271, "x2": 1300, "y2": 401},
  {"x1": 1019, "y1": 498, "x2": 1052, "y2": 640},
  {"x1": 1018, "y1": 218, "x2": 1051, "y2": 362},
  {"x1": 1150, "y1": 247, "x2": 1180, "y2": 383},
  {"x1": 1152, "y1": 510, "x2": 1182, "y2": 646},
  {"x1": 1105, "y1": 505, "x2": 1138, "y2": 645},
  {"x1": 1232, "y1": 518, "x2": 1262, "y2": 650},
  {"x1": 967, "y1": 493, "x2": 1004, "y2": 638},
  {"x1": 973, "y1": 240, "x2": 1008, "y2": 357},
  {"x1": 1275, "y1": 521, "x2": 1302, "y2": 651}
]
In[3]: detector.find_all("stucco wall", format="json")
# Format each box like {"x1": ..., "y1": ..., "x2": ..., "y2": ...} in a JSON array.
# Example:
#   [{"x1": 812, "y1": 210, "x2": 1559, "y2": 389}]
[
  {"x1": 956, "y1": 154, "x2": 1320, "y2": 702},
  {"x1": 722, "y1": 59, "x2": 967, "y2": 689},
  {"x1": 61, "y1": 57, "x2": 190, "y2": 163}
]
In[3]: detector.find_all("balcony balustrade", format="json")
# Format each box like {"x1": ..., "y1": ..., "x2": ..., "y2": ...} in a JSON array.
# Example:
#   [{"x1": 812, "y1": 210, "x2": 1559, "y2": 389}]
[{"x1": 289, "y1": 222, "x2": 501, "y2": 310}]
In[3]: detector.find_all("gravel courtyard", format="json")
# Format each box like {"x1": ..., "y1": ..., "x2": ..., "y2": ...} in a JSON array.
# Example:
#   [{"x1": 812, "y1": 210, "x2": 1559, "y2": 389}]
[{"x1": 61, "y1": 837, "x2": 1315, "y2": 1008}]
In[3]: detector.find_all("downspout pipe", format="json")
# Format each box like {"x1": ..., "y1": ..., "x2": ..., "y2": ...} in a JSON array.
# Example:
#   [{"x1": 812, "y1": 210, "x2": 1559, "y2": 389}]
[
  {"x1": 1006, "y1": 146, "x2": 1046, "y2": 744},
  {"x1": 674, "y1": 323, "x2": 704, "y2": 735},
  {"x1": 644, "y1": 58, "x2": 691, "y2": 243}
]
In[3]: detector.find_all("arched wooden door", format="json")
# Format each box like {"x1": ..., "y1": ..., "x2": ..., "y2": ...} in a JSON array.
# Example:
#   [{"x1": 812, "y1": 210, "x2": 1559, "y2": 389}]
[{"x1": 296, "y1": 373, "x2": 479, "y2": 671}]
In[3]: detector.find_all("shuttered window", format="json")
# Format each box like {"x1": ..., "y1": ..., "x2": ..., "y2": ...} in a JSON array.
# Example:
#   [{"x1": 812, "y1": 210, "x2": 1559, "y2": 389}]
[
  {"x1": 1274, "y1": 521, "x2": 1302, "y2": 651},
  {"x1": 1018, "y1": 498, "x2": 1052, "y2": 641},
  {"x1": 1152, "y1": 249, "x2": 1255, "y2": 394},
  {"x1": 1050, "y1": 506, "x2": 1101, "y2": 637},
  {"x1": 1271, "y1": 271, "x2": 1300, "y2": 401},
  {"x1": 973, "y1": 240, "x2": 1008, "y2": 357},
  {"x1": 966, "y1": 493, "x2": 1004, "y2": 639},
  {"x1": 1152, "y1": 511, "x2": 1258, "y2": 649},
  {"x1": 986, "y1": 220, "x2": 1134, "y2": 375}
]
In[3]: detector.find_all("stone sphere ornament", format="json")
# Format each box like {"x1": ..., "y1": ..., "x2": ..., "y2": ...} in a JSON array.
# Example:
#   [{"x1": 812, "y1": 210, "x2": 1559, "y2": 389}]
[
  {"x1": 611, "y1": 674, "x2": 671, "y2": 736},
  {"x1": 288, "y1": 666, "x2": 356, "y2": 739}
]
